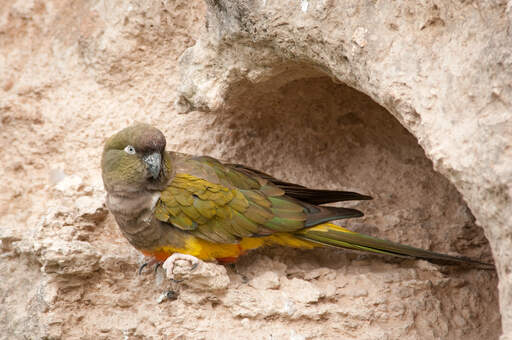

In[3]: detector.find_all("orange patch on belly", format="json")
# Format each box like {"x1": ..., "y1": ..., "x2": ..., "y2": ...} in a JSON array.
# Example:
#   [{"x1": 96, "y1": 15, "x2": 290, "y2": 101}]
[
  {"x1": 140, "y1": 249, "x2": 172, "y2": 262},
  {"x1": 216, "y1": 256, "x2": 240, "y2": 264}
]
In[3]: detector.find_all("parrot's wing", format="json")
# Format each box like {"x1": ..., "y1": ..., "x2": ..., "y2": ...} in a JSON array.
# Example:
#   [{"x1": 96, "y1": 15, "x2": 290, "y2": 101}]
[
  {"x1": 227, "y1": 163, "x2": 372, "y2": 205},
  {"x1": 154, "y1": 156, "x2": 364, "y2": 244}
]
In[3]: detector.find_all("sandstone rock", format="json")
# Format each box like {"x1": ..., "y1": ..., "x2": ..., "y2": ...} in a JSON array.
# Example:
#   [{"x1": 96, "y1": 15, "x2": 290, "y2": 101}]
[
  {"x1": 281, "y1": 277, "x2": 322, "y2": 304},
  {"x1": 33, "y1": 238, "x2": 101, "y2": 275},
  {"x1": 0, "y1": 0, "x2": 508, "y2": 339},
  {"x1": 54, "y1": 174, "x2": 83, "y2": 193},
  {"x1": 164, "y1": 256, "x2": 230, "y2": 292},
  {"x1": 223, "y1": 286, "x2": 296, "y2": 319},
  {"x1": 248, "y1": 270, "x2": 280, "y2": 290}
]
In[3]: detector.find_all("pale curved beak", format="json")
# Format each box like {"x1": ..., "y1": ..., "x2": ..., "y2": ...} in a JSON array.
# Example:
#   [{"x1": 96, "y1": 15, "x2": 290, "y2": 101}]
[{"x1": 143, "y1": 152, "x2": 161, "y2": 179}]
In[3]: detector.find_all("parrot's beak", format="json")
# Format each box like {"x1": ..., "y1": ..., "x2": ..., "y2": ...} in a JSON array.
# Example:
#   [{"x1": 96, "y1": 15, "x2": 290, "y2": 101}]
[{"x1": 143, "y1": 152, "x2": 162, "y2": 179}]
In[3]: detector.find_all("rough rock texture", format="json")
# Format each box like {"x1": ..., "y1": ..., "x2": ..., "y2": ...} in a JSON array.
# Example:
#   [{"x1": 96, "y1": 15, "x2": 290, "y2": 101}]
[
  {"x1": 0, "y1": 0, "x2": 508, "y2": 339},
  {"x1": 164, "y1": 254, "x2": 230, "y2": 292}
]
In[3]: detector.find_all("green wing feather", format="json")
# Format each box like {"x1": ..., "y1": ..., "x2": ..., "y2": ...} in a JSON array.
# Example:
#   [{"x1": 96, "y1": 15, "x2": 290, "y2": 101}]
[
  {"x1": 154, "y1": 156, "x2": 366, "y2": 243},
  {"x1": 154, "y1": 162, "x2": 309, "y2": 243},
  {"x1": 154, "y1": 155, "x2": 492, "y2": 267}
]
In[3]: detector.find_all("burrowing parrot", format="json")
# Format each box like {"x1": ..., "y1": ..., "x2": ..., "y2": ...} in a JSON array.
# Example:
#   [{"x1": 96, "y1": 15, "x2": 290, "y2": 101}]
[{"x1": 101, "y1": 123, "x2": 491, "y2": 271}]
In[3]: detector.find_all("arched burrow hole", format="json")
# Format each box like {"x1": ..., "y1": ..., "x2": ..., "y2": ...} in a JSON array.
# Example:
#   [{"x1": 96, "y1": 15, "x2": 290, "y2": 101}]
[{"x1": 203, "y1": 63, "x2": 500, "y2": 337}]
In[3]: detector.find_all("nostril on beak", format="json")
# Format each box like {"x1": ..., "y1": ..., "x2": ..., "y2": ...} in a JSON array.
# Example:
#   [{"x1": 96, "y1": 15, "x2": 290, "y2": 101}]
[{"x1": 143, "y1": 152, "x2": 162, "y2": 179}]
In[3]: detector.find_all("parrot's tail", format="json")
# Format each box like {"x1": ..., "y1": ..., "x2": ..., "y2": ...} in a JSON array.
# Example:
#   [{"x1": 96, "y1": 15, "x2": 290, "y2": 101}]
[{"x1": 295, "y1": 223, "x2": 493, "y2": 269}]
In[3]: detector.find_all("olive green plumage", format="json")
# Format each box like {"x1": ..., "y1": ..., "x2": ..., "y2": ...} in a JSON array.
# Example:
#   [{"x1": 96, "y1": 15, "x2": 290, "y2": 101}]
[
  {"x1": 101, "y1": 123, "x2": 493, "y2": 268},
  {"x1": 151, "y1": 154, "x2": 367, "y2": 245},
  {"x1": 102, "y1": 124, "x2": 171, "y2": 194},
  {"x1": 154, "y1": 172, "x2": 304, "y2": 242}
]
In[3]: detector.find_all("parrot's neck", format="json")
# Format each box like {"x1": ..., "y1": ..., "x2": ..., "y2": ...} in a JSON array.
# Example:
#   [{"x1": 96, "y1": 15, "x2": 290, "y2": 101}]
[{"x1": 106, "y1": 190, "x2": 163, "y2": 249}]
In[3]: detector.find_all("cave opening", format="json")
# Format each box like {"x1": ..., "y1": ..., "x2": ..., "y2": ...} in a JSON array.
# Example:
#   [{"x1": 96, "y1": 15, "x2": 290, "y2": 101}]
[{"x1": 207, "y1": 65, "x2": 500, "y2": 338}]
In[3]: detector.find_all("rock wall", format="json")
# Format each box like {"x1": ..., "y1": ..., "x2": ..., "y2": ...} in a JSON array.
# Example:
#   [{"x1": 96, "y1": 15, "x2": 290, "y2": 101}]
[{"x1": 0, "y1": 0, "x2": 509, "y2": 339}]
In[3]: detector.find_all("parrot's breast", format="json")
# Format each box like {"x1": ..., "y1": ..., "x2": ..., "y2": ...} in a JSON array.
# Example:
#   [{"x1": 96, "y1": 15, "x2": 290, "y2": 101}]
[{"x1": 107, "y1": 191, "x2": 164, "y2": 249}]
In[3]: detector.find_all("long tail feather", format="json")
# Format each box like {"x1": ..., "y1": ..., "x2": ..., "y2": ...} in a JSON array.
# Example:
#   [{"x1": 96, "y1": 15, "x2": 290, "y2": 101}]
[{"x1": 296, "y1": 223, "x2": 493, "y2": 269}]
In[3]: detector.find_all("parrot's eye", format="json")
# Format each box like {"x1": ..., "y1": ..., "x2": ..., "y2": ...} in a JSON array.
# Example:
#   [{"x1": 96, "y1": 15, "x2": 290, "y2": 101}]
[{"x1": 124, "y1": 145, "x2": 136, "y2": 155}]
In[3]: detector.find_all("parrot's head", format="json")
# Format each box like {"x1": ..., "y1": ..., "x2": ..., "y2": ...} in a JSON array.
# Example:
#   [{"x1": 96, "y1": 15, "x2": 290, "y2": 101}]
[{"x1": 101, "y1": 123, "x2": 170, "y2": 195}]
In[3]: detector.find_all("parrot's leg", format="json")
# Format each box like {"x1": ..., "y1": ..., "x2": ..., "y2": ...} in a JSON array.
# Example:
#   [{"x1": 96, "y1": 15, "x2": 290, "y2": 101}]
[
  {"x1": 153, "y1": 262, "x2": 162, "y2": 273},
  {"x1": 163, "y1": 253, "x2": 200, "y2": 281},
  {"x1": 138, "y1": 258, "x2": 161, "y2": 275}
]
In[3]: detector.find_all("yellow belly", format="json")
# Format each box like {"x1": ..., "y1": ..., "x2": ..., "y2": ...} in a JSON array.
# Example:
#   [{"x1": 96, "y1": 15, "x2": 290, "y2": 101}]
[{"x1": 142, "y1": 232, "x2": 318, "y2": 262}]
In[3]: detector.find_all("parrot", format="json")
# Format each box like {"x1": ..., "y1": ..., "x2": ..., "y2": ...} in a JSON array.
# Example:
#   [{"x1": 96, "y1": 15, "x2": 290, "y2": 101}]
[{"x1": 101, "y1": 123, "x2": 492, "y2": 272}]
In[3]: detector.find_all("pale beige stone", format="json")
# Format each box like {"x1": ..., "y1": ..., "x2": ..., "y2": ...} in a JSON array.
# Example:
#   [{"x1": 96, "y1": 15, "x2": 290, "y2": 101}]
[
  {"x1": 248, "y1": 270, "x2": 280, "y2": 290},
  {"x1": 164, "y1": 254, "x2": 230, "y2": 292},
  {"x1": 0, "y1": 0, "x2": 508, "y2": 339}
]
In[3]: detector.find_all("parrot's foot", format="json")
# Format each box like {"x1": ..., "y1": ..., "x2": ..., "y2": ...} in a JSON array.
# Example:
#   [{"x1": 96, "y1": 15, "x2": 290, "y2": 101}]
[
  {"x1": 163, "y1": 253, "x2": 200, "y2": 282},
  {"x1": 138, "y1": 258, "x2": 162, "y2": 275}
]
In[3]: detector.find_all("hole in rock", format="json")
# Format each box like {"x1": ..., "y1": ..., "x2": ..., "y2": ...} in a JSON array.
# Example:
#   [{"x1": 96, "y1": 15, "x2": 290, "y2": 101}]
[
  {"x1": 216, "y1": 66, "x2": 492, "y2": 261},
  {"x1": 206, "y1": 65, "x2": 500, "y2": 338}
]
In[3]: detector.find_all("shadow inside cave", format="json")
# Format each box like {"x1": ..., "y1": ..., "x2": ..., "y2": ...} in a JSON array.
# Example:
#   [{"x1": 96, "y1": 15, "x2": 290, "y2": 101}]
[
  {"x1": 213, "y1": 65, "x2": 493, "y2": 264},
  {"x1": 201, "y1": 66, "x2": 500, "y2": 338},
  {"x1": 168, "y1": 62, "x2": 501, "y2": 337}
]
